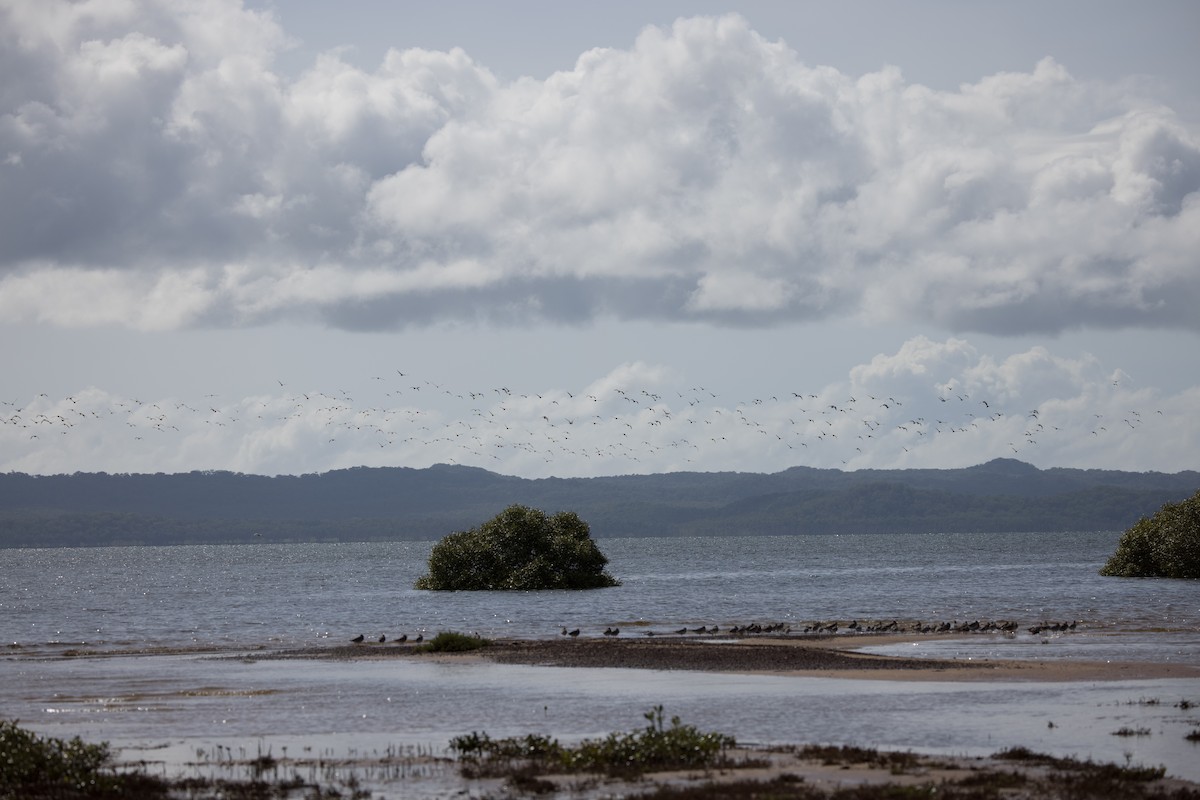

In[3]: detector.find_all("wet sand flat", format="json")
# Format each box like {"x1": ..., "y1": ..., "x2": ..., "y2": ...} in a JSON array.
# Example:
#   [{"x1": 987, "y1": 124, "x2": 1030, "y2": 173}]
[
  {"x1": 267, "y1": 633, "x2": 1200, "y2": 682},
  {"x1": 9, "y1": 634, "x2": 1200, "y2": 796}
]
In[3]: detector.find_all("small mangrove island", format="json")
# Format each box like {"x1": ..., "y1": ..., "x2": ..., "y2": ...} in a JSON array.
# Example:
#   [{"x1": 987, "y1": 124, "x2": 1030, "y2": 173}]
[
  {"x1": 1101, "y1": 488, "x2": 1200, "y2": 579},
  {"x1": 414, "y1": 504, "x2": 620, "y2": 590}
]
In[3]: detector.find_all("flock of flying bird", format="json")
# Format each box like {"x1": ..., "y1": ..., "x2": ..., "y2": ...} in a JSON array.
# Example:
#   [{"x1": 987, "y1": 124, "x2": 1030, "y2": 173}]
[{"x1": 1, "y1": 367, "x2": 1159, "y2": 474}]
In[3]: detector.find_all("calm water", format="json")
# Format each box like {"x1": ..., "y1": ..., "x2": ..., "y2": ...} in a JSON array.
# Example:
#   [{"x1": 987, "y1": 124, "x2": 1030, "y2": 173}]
[
  {"x1": 3, "y1": 532, "x2": 1199, "y2": 787},
  {"x1": 2, "y1": 531, "x2": 1198, "y2": 654}
]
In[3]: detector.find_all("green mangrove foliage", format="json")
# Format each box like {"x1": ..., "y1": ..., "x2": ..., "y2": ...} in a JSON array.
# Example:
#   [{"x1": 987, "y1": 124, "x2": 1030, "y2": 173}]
[
  {"x1": 415, "y1": 631, "x2": 490, "y2": 653},
  {"x1": 1100, "y1": 489, "x2": 1200, "y2": 579},
  {"x1": 0, "y1": 718, "x2": 165, "y2": 798},
  {"x1": 450, "y1": 706, "x2": 736, "y2": 778},
  {"x1": 414, "y1": 504, "x2": 619, "y2": 590},
  {"x1": 0, "y1": 718, "x2": 370, "y2": 798}
]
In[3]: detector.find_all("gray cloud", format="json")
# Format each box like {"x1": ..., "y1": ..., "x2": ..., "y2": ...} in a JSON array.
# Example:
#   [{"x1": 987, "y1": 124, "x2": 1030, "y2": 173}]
[{"x1": 1, "y1": 4, "x2": 1197, "y2": 334}]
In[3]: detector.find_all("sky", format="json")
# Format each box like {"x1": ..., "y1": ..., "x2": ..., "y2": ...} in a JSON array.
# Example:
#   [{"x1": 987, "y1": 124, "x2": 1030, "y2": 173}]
[{"x1": 2, "y1": 0, "x2": 1198, "y2": 479}]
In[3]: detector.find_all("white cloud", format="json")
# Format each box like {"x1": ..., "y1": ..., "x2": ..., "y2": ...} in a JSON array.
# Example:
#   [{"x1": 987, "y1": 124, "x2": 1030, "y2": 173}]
[
  {"x1": 687, "y1": 272, "x2": 795, "y2": 313},
  {"x1": 1, "y1": 5, "x2": 1197, "y2": 334},
  {"x1": 0, "y1": 266, "x2": 213, "y2": 329}
]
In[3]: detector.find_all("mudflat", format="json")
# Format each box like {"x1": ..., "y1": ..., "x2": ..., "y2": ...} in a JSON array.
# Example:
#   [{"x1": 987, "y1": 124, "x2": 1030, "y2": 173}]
[{"x1": 274, "y1": 632, "x2": 1200, "y2": 682}]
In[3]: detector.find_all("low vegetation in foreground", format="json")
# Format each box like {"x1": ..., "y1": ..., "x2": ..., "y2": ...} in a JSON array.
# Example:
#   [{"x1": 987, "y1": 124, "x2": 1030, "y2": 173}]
[
  {"x1": 1101, "y1": 488, "x2": 1200, "y2": 579},
  {"x1": 414, "y1": 503, "x2": 620, "y2": 590},
  {"x1": 630, "y1": 744, "x2": 1191, "y2": 800},
  {"x1": 5, "y1": 715, "x2": 1199, "y2": 799},
  {"x1": 447, "y1": 723, "x2": 1198, "y2": 800},
  {"x1": 0, "y1": 719, "x2": 144, "y2": 799},
  {"x1": 0, "y1": 719, "x2": 364, "y2": 800},
  {"x1": 450, "y1": 705, "x2": 739, "y2": 781}
]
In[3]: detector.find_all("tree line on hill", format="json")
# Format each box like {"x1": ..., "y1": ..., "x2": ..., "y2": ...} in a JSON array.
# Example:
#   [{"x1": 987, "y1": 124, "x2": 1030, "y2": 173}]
[{"x1": 0, "y1": 458, "x2": 1196, "y2": 547}]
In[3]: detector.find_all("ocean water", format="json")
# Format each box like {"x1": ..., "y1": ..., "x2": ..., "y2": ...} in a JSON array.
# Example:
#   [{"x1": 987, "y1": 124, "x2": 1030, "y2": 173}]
[
  {"x1": 2, "y1": 531, "x2": 1199, "y2": 786},
  {"x1": 2, "y1": 531, "x2": 1198, "y2": 654}
]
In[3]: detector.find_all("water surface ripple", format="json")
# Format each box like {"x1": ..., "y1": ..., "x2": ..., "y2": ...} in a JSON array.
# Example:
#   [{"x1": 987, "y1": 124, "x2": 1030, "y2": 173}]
[{"x1": 2, "y1": 532, "x2": 1198, "y2": 783}]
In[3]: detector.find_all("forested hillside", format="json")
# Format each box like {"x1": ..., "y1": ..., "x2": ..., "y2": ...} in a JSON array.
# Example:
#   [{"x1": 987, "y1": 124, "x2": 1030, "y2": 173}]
[{"x1": 1, "y1": 459, "x2": 1195, "y2": 547}]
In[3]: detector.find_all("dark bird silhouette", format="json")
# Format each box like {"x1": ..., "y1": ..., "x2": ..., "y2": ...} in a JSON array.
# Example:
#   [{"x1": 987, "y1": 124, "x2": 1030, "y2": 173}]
[
  {"x1": 414, "y1": 633, "x2": 423, "y2": 643},
  {"x1": 351, "y1": 634, "x2": 364, "y2": 643},
  {"x1": 378, "y1": 634, "x2": 386, "y2": 643},
  {"x1": 396, "y1": 634, "x2": 407, "y2": 643},
  {"x1": 567, "y1": 628, "x2": 580, "y2": 637}
]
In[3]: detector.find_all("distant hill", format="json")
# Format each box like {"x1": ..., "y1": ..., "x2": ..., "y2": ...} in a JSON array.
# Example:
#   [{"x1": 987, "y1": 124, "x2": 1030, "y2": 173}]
[{"x1": 0, "y1": 459, "x2": 1196, "y2": 547}]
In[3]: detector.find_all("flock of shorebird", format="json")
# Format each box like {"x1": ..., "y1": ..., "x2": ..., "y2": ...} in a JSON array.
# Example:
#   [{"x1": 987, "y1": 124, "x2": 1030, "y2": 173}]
[
  {"x1": 348, "y1": 618, "x2": 1082, "y2": 644},
  {"x1": 350, "y1": 632, "x2": 423, "y2": 645},
  {"x1": 1, "y1": 365, "x2": 1157, "y2": 471},
  {"x1": 566, "y1": 618, "x2": 1082, "y2": 638}
]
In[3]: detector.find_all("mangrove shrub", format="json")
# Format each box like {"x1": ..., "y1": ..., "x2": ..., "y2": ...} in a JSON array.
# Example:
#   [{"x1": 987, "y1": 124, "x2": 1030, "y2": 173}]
[
  {"x1": 450, "y1": 706, "x2": 735, "y2": 778},
  {"x1": 1100, "y1": 488, "x2": 1200, "y2": 579},
  {"x1": 414, "y1": 504, "x2": 619, "y2": 590},
  {"x1": 0, "y1": 718, "x2": 175, "y2": 797}
]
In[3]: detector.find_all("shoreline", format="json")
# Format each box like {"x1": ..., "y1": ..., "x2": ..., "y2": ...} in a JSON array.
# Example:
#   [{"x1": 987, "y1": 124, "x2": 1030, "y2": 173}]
[
  {"x1": 14, "y1": 629, "x2": 1200, "y2": 684},
  {"x1": 245, "y1": 632, "x2": 1200, "y2": 682},
  {"x1": 104, "y1": 738, "x2": 1200, "y2": 799},
  {"x1": 8, "y1": 633, "x2": 1199, "y2": 796}
]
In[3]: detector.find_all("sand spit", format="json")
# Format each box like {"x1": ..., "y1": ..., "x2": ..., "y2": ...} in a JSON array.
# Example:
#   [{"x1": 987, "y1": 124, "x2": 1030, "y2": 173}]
[{"x1": 252, "y1": 632, "x2": 1200, "y2": 682}]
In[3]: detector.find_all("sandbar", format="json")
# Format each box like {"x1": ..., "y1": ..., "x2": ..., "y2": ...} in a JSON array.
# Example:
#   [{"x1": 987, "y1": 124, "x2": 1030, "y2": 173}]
[{"x1": 262, "y1": 632, "x2": 1200, "y2": 682}]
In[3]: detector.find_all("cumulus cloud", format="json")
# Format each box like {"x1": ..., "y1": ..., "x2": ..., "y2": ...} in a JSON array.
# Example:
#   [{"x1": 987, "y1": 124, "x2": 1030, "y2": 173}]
[{"x1": 1, "y1": 3, "x2": 1197, "y2": 333}]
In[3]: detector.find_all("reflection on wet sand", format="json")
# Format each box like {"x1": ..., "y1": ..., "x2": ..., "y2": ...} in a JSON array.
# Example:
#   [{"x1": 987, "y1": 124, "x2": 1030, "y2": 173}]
[
  {"x1": 4, "y1": 632, "x2": 1200, "y2": 796},
  {"x1": 247, "y1": 632, "x2": 1200, "y2": 683}
]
